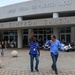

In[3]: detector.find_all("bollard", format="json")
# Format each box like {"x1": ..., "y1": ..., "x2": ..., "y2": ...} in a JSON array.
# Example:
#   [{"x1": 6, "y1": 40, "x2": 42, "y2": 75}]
[{"x1": 11, "y1": 50, "x2": 18, "y2": 57}]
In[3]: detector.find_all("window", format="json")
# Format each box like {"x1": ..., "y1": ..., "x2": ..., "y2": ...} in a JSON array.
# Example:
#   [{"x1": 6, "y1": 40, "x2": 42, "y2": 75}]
[
  {"x1": 59, "y1": 27, "x2": 71, "y2": 42},
  {"x1": 23, "y1": 29, "x2": 28, "y2": 34}
]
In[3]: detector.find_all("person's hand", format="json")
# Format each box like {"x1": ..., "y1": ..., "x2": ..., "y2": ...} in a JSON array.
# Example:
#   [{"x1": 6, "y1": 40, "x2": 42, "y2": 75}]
[
  {"x1": 59, "y1": 48, "x2": 65, "y2": 52},
  {"x1": 38, "y1": 50, "x2": 40, "y2": 56},
  {"x1": 62, "y1": 50, "x2": 65, "y2": 52},
  {"x1": 38, "y1": 53, "x2": 40, "y2": 56},
  {"x1": 31, "y1": 32, "x2": 34, "y2": 35},
  {"x1": 29, "y1": 32, "x2": 35, "y2": 41},
  {"x1": 50, "y1": 40, "x2": 52, "y2": 43}
]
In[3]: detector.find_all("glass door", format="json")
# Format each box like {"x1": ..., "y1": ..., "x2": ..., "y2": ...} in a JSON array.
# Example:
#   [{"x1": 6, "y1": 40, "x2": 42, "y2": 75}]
[
  {"x1": 23, "y1": 35, "x2": 28, "y2": 46},
  {"x1": 38, "y1": 35, "x2": 44, "y2": 46},
  {"x1": 3, "y1": 36, "x2": 8, "y2": 41},
  {"x1": 46, "y1": 35, "x2": 51, "y2": 40},
  {"x1": 66, "y1": 34, "x2": 71, "y2": 43},
  {"x1": 9, "y1": 36, "x2": 14, "y2": 42},
  {"x1": 60, "y1": 34, "x2": 65, "y2": 42},
  {"x1": 38, "y1": 35, "x2": 44, "y2": 41},
  {"x1": 60, "y1": 34, "x2": 71, "y2": 43}
]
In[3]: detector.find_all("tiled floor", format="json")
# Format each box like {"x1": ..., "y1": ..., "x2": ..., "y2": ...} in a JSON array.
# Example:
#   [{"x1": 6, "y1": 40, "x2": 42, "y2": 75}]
[{"x1": 0, "y1": 48, "x2": 75, "y2": 75}]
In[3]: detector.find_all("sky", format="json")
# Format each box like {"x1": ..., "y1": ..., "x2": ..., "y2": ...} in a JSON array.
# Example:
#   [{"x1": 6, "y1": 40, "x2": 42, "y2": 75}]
[{"x1": 0, "y1": 0, "x2": 31, "y2": 7}]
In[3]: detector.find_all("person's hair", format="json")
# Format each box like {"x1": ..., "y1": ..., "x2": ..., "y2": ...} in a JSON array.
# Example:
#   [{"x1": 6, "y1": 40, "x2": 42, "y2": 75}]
[{"x1": 51, "y1": 35, "x2": 56, "y2": 39}]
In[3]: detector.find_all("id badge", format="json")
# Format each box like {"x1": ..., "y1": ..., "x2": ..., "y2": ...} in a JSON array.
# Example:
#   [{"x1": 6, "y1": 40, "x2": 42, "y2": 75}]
[{"x1": 34, "y1": 48, "x2": 36, "y2": 51}]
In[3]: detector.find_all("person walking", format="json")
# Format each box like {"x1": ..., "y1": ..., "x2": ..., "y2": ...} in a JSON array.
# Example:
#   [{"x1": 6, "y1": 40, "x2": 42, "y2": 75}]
[
  {"x1": 0, "y1": 40, "x2": 6, "y2": 57},
  {"x1": 46, "y1": 35, "x2": 64, "y2": 74},
  {"x1": 29, "y1": 32, "x2": 40, "y2": 72}
]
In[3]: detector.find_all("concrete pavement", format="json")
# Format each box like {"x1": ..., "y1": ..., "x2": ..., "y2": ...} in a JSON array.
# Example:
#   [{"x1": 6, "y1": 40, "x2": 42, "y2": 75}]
[{"x1": 0, "y1": 48, "x2": 75, "y2": 75}]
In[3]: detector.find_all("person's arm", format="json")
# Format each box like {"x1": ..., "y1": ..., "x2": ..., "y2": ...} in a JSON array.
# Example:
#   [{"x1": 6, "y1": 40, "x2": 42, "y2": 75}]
[
  {"x1": 29, "y1": 32, "x2": 34, "y2": 41},
  {"x1": 58, "y1": 41, "x2": 64, "y2": 51},
  {"x1": 38, "y1": 49, "x2": 40, "y2": 56},
  {"x1": 37, "y1": 43, "x2": 40, "y2": 56},
  {"x1": 45, "y1": 40, "x2": 51, "y2": 46},
  {"x1": 0, "y1": 44, "x2": 2, "y2": 48}
]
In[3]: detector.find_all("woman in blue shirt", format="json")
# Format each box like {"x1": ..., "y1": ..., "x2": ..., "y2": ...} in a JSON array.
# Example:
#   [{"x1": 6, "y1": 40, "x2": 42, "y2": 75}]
[{"x1": 46, "y1": 35, "x2": 64, "y2": 74}]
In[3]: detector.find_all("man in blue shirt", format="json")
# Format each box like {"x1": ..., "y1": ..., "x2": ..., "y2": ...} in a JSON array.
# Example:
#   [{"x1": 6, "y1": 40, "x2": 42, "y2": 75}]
[
  {"x1": 46, "y1": 35, "x2": 64, "y2": 74},
  {"x1": 29, "y1": 32, "x2": 40, "y2": 72}
]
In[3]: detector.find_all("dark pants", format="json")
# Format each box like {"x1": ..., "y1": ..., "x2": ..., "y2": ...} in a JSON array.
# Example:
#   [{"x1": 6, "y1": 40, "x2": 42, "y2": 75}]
[
  {"x1": 51, "y1": 53, "x2": 58, "y2": 71},
  {"x1": 30, "y1": 54, "x2": 39, "y2": 71}
]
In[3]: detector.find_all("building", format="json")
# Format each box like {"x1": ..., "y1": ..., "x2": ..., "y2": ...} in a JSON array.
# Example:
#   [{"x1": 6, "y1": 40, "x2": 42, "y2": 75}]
[{"x1": 0, "y1": 0, "x2": 75, "y2": 48}]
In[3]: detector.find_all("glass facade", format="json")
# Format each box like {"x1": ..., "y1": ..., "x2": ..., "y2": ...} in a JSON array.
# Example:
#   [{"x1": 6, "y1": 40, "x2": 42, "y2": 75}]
[
  {"x1": 2, "y1": 30, "x2": 17, "y2": 47},
  {"x1": 2, "y1": 29, "x2": 29, "y2": 47},
  {"x1": 1, "y1": 27, "x2": 71, "y2": 47},
  {"x1": 33, "y1": 28, "x2": 53, "y2": 43},
  {"x1": 23, "y1": 29, "x2": 28, "y2": 47},
  {"x1": 59, "y1": 27, "x2": 71, "y2": 43}
]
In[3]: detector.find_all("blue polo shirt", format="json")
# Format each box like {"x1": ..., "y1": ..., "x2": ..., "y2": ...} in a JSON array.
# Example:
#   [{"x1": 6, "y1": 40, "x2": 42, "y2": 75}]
[
  {"x1": 46, "y1": 40, "x2": 63, "y2": 55},
  {"x1": 29, "y1": 41, "x2": 39, "y2": 55}
]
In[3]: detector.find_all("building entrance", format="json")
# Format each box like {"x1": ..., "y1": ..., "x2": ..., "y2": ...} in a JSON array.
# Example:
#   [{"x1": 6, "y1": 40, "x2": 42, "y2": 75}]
[{"x1": 59, "y1": 27, "x2": 71, "y2": 43}]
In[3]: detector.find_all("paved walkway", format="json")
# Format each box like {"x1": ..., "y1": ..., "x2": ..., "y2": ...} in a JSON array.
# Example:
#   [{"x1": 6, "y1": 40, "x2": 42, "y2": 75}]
[{"x1": 0, "y1": 48, "x2": 75, "y2": 75}]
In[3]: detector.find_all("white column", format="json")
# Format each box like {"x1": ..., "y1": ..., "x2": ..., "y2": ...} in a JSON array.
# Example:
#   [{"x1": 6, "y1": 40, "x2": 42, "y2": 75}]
[
  {"x1": 53, "y1": 13, "x2": 59, "y2": 18},
  {"x1": 28, "y1": 29, "x2": 32, "y2": 35},
  {"x1": 17, "y1": 17, "x2": 23, "y2": 48},
  {"x1": 71, "y1": 27, "x2": 75, "y2": 42},
  {"x1": 53, "y1": 28, "x2": 59, "y2": 39},
  {"x1": 53, "y1": 13, "x2": 59, "y2": 39},
  {"x1": 17, "y1": 30, "x2": 23, "y2": 48},
  {"x1": 18, "y1": 17, "x2": 23, "y2": 21}
]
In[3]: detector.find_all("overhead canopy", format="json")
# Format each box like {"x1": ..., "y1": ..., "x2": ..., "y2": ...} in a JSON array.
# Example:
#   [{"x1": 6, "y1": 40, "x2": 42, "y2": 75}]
[{"x1": 0, "y1": 17, "x2": 75, "y2": 29}]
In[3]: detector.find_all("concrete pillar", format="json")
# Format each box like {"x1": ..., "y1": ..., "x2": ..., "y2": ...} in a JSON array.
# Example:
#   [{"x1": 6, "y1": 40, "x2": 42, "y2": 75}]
[
  {"x1": 53, "y1": 13, "x2": 59, "y2": 39},
  {"x1": 17, "y1": 17, "x2": 23, "y2": 48},
  {"x1": 71, "y1": 27, "x2": 75, "y2": 42},
  {"x1": 18, "y1": 16, "x2": 23, "y2": 21},
  {"x1": 53, "y1": 28, "x2": 59, "y2": 39},
  {"x1": 53, "y1": 13, "x2": 59, "y2": 18},
  {"x1": 17, "y1": 30, "x2": 23, "y2": 48}
]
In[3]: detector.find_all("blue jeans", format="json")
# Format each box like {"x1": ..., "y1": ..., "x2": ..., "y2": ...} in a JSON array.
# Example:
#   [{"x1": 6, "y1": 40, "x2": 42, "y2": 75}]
[
  {"x1": 1, "y1": 49, "x2": 5, "y2": 56},
  {"x1": 51, "y1": 53, "x2": 58, "y2": 71},
  {"x1": 30, "y1": 54, "x2": 39, "y2": 71}
]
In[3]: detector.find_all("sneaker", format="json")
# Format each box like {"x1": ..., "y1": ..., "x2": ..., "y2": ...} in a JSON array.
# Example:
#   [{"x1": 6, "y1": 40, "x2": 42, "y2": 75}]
[
  {"x1": 35, "y1": 67, "x2": 39, "y2": 72},
  {"x1": 51, "y1": 66, "x2": 54, "y2": 70},
  {"x1": 55, "y1": 70, "x2": 58, "y2": 74},
  {"x1": 35, "y1": 69, "x2": 39, "y2": 72},
  {"x1": 31, "y1": 70, "x2": 34, "y2": 72}
]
